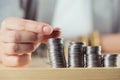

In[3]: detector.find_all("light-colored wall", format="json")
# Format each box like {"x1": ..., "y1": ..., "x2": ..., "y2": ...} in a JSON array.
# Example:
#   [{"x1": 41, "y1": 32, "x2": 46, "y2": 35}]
[
  {"x1": 92, "y1": 0, "x2": 113, "y2": 34},
  {"x1": 52, "y1": 0, "x2": 93, "y2": 38},
  {"x1": 0, "y1": 0, "x2": 23, "y2": 23},
  {"x1": 0, "y1": 0, "x2": 116, "y2": 36}
]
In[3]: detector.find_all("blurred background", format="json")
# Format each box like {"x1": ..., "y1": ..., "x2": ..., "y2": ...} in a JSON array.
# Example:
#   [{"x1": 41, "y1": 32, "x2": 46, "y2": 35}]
[
  {"x1": 0, "y1": 0, "x2": 120, "y2": 37},
  {"x1": 0, "y1": 0, "x2": 120, "y2": 57}
]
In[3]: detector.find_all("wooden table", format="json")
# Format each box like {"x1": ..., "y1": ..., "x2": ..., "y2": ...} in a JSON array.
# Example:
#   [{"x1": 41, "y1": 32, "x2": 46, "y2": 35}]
[{"x1": 0, "y1": 57, "x2": 120, "y2": 80}]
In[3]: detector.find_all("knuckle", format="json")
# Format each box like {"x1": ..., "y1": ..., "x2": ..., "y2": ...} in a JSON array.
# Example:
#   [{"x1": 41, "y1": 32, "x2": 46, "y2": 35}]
[
  {"x1": 1, "y1": 43, "x2": 18, "y2": 54},
  {"x1": 25, "y1": 20, "x2": 35, "y2": 26},
  {"x1": 9, "y1": 43, "x2": 18, "y2": 53},
  {"x1": 17, "y1": 44, "x2": 34, "y2": 53},
  {"x1": 31, "y1": 33, "x2": 37, "y2": 42},
  {"x1": 9, "y1": 31, "x2": 19, "y2": 42},
  {"x1": 26, "y1": 44, "x2": 34, "y2": 51},
  {"x1": 0, "y1": 31, "x2": 19, "y2": 43},
  {"x1": 25, "y1": 20, "x2": 38, "y2": 30}
]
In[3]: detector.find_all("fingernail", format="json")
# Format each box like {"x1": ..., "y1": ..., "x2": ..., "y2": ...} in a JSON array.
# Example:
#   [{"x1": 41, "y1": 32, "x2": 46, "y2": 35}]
[{"x1": 43, "y1": 26, "x2": 52, "y2": 34}]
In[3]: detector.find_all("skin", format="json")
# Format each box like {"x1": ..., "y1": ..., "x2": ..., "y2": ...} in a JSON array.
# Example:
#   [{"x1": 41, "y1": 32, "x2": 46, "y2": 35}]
[
  {"x1": 0, "y1": 17, "x2": 61, "y2": 67},
  {"x1": 0, "y1": 17, "x2": 119, "y2": 67},
  {"x1": 100, "y1": 34, "x2": 120, "y2": 53}
]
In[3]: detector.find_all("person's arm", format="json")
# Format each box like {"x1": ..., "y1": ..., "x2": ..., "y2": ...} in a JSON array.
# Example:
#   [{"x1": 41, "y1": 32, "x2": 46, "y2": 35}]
[
  {"x1": 100, "y1": 34, "x2": 120, "y2": 53},
  {"x1": 0, "y1": 17, "x2": 60, "y2": 67}
]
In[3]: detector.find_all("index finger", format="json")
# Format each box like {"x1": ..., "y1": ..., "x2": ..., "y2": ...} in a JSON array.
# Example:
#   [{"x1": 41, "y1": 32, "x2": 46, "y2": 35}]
[{"x1": 1, "y1": 17, "x2": 53, "y2": 35}]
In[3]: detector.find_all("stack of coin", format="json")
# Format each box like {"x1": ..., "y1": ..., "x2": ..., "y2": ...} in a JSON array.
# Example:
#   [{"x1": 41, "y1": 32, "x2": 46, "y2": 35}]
[
  {"x1": 68, "y1": 42, "x2": 85, "y2": 67},
  {"x1": 103, "y1": 54, "x2": 119, "y2": 67},
  {"x1": 79, "y1": 36, "x2": 89, "y2": 46},
  {"x1": 47, "y1": 38, "x2": 66, "y2": 68},
  {"x1": 90, "y1": 31, "x2": 100, "y2": 46},
  {"x1": 85, "y1": 46, "x2": 102, "y2": 67}
]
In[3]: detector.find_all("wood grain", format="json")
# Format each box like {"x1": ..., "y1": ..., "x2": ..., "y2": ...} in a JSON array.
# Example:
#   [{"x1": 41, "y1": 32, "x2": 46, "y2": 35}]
[
  {"x1": 0, "y1": 68, "x2": 120, "y2": 80},
  {"x1": 0, "y1": 57, "x2": 120, "y2": 80}
]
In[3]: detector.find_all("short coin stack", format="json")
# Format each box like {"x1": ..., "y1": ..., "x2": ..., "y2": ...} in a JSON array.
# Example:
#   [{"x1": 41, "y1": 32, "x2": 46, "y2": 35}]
[
  {"x1": 68, "y1": 42, "x2": 85, "y2": 67},
  {"x1": 103, "y1": 54, "x2": 119, "y2": 67},
  {"x1": 48, "y1": 38, "x2": 66, "y2": 68},
  {"x1": 85, "y1": 46, "x2": 102, "y2": 67}
]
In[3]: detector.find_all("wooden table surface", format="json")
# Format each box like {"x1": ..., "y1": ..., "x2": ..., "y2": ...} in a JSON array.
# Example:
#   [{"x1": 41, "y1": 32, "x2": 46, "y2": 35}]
[{"x1": 0, "y1": 56, "x2": 120, "y2": 80}]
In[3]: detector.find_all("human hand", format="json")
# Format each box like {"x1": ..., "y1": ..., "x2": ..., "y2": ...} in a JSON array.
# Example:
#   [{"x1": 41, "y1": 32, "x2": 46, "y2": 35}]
[{"x1": 0, "y1": 17, "x2": 60, "y2": 67}]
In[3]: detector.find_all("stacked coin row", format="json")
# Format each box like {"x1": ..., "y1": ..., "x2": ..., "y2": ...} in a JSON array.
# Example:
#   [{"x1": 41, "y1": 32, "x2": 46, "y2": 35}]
[{"x1": 47, "y1": 38, "x2": 119, "y2": 68}]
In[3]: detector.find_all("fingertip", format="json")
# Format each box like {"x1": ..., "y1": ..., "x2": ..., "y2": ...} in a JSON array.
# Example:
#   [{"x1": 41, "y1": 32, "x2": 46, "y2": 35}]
[
  {"x1": 39, "y1": 29, "x2": 61, "y2": 43},
  {"x1": 41, "y1": 25, "x2": 53, "y2": 35}
]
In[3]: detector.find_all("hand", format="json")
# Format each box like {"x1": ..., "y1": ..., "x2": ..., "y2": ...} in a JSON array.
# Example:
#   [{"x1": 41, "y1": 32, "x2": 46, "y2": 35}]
[{"x1": 0, "y1": 17, "x2": 60, "y2": 67}]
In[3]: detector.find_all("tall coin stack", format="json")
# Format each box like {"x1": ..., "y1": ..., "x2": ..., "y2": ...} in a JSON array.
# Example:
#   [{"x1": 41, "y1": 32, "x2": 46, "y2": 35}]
[
  {"x1": 103, "y1": 54, "x2": 119, "y2": 67},
  {"x1": 68, "y1": 42, "x2": 85, "y2": 68},
  {"x1": 48, "y1": 38, "x2": 66, "y2": 68},
  {"x1": 85, "y1": 46, "x2": 102, "y2": 67}
]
